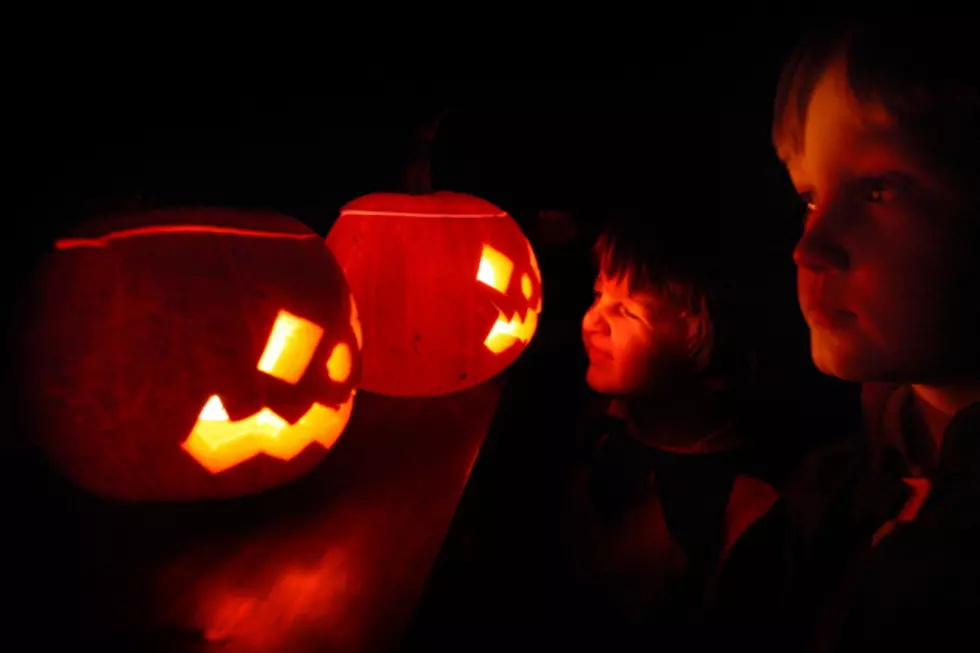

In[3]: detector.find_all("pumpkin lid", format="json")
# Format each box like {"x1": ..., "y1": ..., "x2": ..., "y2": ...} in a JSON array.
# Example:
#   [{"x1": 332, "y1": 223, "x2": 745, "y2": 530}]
[
  {"x1": 53, "y1": 207, "x2": 317, "y2": 250},
  {"x1": 339, "y1": 192, "x2": 509, "y2": 220}
]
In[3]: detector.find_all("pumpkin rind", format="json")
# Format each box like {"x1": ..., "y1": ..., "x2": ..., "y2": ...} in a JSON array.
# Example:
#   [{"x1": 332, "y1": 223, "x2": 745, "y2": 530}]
[{"x1": 326, "y1": 191, "x2": 542, "y2": 397}]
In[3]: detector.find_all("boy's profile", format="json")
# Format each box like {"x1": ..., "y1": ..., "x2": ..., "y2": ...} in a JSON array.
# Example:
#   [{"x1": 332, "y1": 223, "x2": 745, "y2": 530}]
[{"x1": 716, "y1": 18, "x2": 980, "y2": 652}]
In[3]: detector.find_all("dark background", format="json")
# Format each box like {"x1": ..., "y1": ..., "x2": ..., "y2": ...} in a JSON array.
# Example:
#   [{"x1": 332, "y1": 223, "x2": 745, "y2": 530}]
[{"x1": 3, "y1": 22, "x2": 862, "y2": 650}]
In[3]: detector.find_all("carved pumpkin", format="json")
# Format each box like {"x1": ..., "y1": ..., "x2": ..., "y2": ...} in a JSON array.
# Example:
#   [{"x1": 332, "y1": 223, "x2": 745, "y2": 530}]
[
  {"x1": 326, "y1": 191, "x2": 542, "y2": 397},
  {"x1": 18, "y1": 207, "x2": 361, "y2": 502}
]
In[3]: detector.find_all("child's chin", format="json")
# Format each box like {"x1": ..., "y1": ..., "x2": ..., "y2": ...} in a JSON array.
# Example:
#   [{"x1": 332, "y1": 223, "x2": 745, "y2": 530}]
[{"x1": 585, "y1": 369, "x2": 618, "y2": 395}]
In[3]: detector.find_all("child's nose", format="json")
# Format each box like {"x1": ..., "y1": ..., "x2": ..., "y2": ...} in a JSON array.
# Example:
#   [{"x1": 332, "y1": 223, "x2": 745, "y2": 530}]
[
  {"x1": 582, "y1": 305, "x2": 609, "y2": 334},
  {"x1": 793, "y1": 204, "x2": 851, "y2": 273}
]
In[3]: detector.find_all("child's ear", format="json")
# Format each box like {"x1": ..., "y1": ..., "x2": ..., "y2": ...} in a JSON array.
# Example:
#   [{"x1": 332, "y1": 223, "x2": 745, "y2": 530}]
[{"x1": 680, "y1": 296, "x2": 714, "y2": 373}]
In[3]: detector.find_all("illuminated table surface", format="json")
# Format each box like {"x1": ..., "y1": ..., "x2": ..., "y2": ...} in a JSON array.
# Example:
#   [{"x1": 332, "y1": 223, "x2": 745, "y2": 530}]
[{"x1": 13, "y1": 381, "x2": 502, "y2": 653}]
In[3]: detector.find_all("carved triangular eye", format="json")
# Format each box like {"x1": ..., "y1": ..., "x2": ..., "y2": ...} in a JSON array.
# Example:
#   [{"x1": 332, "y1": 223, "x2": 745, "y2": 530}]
[
  {"x1": 198, "y1": 395, "x2": 230, "y2": 421},
  {"x1": 476, "y1": 244, "x2": 513, "y2": 294}
]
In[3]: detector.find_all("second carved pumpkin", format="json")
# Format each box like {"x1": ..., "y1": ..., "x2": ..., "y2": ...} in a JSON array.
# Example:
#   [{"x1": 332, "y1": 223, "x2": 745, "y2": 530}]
[{"x1": 326, "y1": 191, "x2": 542, "y2": 397}]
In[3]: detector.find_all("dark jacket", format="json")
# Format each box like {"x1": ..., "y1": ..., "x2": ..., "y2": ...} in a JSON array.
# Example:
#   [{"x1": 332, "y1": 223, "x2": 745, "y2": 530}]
[
  {"x1": 553, "y1": 402, "x2": 782, "y2": 650},
  {"x1": 714, "y1": 384, "x2": 980, "y2": 652}
]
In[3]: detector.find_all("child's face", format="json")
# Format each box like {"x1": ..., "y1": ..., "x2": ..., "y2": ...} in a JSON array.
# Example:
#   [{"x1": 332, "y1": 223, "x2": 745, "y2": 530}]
[
  {"x1": 786, "y1": 59, "x2": 977, "y2": 384},
  {"x1": 582, "y1": 271, "x2": 688, "y2": 396}
]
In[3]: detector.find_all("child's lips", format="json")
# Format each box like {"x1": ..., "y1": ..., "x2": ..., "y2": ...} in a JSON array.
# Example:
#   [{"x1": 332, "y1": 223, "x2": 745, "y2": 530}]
[
  {"x1": 584, "y1": 341, "x2": 613, "y2": 361},
  {"x1": 803, "y1": 303, "x2": 857, "y2": 329}
]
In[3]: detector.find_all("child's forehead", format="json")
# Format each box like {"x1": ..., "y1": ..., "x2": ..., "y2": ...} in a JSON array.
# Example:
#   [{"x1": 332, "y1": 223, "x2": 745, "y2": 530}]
[
  {"x1": 596, "y1": 271, "x2": 663, "y2": 303},
  {"x1": 781, "y1": 57, "x2": 895, "y2": 163},
  {"x1": 784, "y1": 60, "x2": 936, "y2": 188}
]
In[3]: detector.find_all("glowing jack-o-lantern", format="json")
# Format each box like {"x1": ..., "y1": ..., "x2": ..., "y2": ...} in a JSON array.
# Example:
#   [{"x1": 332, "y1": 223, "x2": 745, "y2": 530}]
[
  {"x1": 18, "y1": 207, "x2": 361, "y2": 502},
  {"x1": 326, "y1": 191, "x2": 543, "y2": 397},
  {"x1": 181, "y1": 309, "x2": 357, "y2": 475}
]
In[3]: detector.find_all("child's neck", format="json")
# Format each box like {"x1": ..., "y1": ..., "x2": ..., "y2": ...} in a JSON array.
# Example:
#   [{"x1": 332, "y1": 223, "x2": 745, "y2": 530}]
[
  {"x1": 608, "y1": 384, "x2": 732, "y2": 452},
  {"x1": 909, "y1": 382, "x2": 980, "y2": 457}
]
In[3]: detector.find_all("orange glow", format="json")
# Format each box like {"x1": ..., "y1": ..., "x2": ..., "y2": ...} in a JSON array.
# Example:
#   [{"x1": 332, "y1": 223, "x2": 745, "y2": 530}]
[
  {"x1": 484, "y1": 306, "x2": 539, "y2": 354},
  {"x1": 256, "y1": 310, "x2": 324, "y2": 385},
  {"x1": 54, "y1": 225, "x2": 320, "y2": 249},
  {"x1": 194, "y1": 545, "x2": 357, "y2": 649},
  {"x1": 181, "y1": 393, "x2": 354, "y2": 474},
  {"x1": 326, "y1": 343, "x2": 352, "y2": 383},
  {"x1": 521, "y1": 273, "x2": 532, "y2": 299},
  {"x1": 476, "y1": 244, "x2": 514, "y2": 293},
  {"x1": 476, "y1": 242, "x2": 541, "y2": 354},
  {"x1": 349, "y1": 293, "x2": 363, "y2": 350},
  {"x1": 527, "y1": 240, "x2": 542, "y2": 283},
  {"x1": 202, "y1": 568, "x2": 331, "y2": 646}
]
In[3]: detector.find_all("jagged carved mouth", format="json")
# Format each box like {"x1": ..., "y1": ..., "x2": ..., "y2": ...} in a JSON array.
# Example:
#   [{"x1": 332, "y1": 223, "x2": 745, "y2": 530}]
[
  {"x1": 483, "y1": 304, "x2": 540, "y2": 354},
  {"x1": 181, "y1": 392, "x2": 355, "y2": 474}
]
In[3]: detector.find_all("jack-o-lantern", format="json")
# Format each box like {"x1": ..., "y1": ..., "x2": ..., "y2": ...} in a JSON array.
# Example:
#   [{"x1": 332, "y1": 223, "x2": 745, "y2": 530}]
[
  {"x1": 18, "y1": 207, "x2": 362, "y2": 502},
  {"x1": 326, "y1": 191, "x2": 542, "y2": 396}
]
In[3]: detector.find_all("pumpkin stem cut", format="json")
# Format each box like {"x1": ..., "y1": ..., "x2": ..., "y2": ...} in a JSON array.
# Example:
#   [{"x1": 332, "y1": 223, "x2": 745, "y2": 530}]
[{"x1": 402, "y1": 110, "x2": 449, "y2": 196}]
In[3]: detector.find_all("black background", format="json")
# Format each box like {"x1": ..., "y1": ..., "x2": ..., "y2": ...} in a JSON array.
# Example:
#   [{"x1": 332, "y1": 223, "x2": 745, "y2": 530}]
[{"x1": 3, "y1": 20, "x2": 863, "y2": 649}]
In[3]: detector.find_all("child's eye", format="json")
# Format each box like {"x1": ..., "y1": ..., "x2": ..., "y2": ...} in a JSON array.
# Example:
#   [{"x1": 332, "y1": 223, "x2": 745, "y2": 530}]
[
  {"x1": 621, "y1": 305, "x2": 639, "y2": 320},
  {"x1": 863, "y1": 178, "x2": 899, "y2": 203}
]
